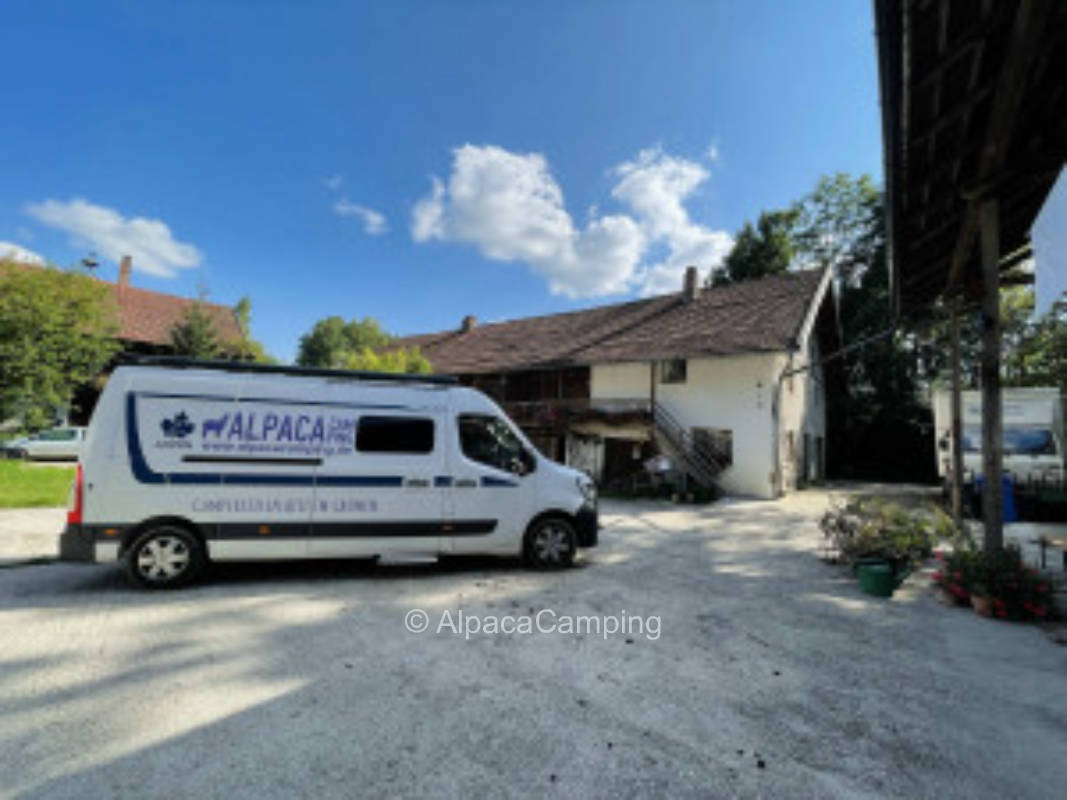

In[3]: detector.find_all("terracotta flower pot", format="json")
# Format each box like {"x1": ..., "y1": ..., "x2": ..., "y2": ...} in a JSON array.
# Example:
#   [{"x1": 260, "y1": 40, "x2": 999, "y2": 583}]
[
  {"x1": 970, "y1": 594, "x2": 993, "y2": 617},
  {"x1": 936, "y1": 587, "x2": 959, "y2": 606}
]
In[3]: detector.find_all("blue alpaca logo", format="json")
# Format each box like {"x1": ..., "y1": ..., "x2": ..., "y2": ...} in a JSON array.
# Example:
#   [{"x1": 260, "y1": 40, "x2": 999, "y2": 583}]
[{"x1": 161, "y1": 411, "x2": 195, "y2": 439}]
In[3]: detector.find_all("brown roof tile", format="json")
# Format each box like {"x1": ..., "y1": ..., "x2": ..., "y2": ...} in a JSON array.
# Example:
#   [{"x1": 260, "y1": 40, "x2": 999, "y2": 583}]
[
  {"x1": 110, "y1": 284, "x2": 242, "y2": 346},
  {"x1": 397, "y1": 268, "x2": 829, "y2": 374}
]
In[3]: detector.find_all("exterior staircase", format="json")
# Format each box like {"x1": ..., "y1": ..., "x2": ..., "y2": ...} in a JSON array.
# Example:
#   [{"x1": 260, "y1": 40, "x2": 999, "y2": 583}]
[{"x1": 652, "y1": 401, "x2": 727, "y2": 490}]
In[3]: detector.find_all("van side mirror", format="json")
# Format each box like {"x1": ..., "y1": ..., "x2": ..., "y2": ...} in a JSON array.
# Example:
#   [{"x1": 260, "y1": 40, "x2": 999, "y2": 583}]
[{"x1": 511, "y1": 448, "x2": 536, "y2": 476}]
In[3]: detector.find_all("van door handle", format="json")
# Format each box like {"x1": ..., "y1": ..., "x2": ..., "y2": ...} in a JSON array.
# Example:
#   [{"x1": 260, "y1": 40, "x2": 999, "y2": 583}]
[
  {"x1": 455, "y1": 479, "x2": 477, "y2": 488},
  {"x1": 406, "y1": 478, "x2": 430, "y2": 488}
]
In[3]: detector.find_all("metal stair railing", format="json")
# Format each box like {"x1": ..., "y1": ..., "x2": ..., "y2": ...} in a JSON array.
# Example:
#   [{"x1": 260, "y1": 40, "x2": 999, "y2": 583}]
[{"x1": 652, "y1": 402, "x2": 727, "y2": 489}]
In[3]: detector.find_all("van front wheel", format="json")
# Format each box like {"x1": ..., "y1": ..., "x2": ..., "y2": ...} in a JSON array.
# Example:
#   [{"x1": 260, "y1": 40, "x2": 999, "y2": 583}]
[
  {"x1": 524, "y1": 517, "x2": 576, "y2": 569},
  {"x1": 124, "y1": 526, "x2": 205, "y2": 589}
]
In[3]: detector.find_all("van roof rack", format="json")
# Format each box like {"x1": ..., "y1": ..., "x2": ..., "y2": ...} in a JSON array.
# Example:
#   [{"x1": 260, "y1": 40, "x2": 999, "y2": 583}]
[{"x1": 119, "y1": 355, "x2": 458, "y2": 385}]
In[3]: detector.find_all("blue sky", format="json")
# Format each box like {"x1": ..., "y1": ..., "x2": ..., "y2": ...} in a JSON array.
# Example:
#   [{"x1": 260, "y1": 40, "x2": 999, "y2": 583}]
[{"x1": 0, "y1": 0, "x2": 883, "y2": 361}]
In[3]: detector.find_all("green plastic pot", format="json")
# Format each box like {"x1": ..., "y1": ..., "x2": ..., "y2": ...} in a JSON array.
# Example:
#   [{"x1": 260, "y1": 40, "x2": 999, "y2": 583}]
[{"x1": 857, "y1": 562, "x2": 897, "y2": 598}]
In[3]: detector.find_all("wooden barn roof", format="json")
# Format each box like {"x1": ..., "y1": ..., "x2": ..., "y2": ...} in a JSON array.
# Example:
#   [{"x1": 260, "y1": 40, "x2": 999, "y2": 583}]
[{"x1": 875, "y1": 0, "x2": 1067, "y2": 315}]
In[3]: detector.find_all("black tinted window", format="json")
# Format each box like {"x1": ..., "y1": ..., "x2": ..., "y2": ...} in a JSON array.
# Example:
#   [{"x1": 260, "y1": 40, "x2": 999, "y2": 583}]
[
  {"x1": 961, "y1": 426, "x2": 1057, "y2": 456},
  {"x1": 356, "y1": 416, "x2": 434, "y2": 454},
  {"x1": 459, "y1": 414, "x2": 525, "y2": 472}
]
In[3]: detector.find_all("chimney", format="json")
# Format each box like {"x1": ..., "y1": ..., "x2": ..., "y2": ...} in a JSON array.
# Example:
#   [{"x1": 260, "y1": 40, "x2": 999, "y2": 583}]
[
  {"x1": 118, "y1": 255, "x2": 132, "y2": 287},
  {"x1": 461, "y1": 315, "x2": 477, "y2": 333},
  {"x1": 682, "y1": 265, "x2": 700, "y2": 302}
]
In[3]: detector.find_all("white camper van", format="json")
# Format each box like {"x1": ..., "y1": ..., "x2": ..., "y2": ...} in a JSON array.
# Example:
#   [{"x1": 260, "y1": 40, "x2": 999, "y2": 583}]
[{"x1": 60, "y1": 359, "x2": 598, "y2": 588}]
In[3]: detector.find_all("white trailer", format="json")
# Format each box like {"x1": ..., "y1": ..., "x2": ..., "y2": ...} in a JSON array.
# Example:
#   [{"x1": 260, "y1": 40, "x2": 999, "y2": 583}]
[{"x1": 932, "y1": 387, "x2": 1065, "y2": 495}]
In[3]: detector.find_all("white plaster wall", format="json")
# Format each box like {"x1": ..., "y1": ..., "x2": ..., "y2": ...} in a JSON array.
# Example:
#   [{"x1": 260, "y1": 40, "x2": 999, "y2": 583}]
[
  {"x1": 590, "y1": 362, "x2": 651, "y2": 400},
  {"x1": 591, "y1": 354, "x2": 782, "y2": 498}
]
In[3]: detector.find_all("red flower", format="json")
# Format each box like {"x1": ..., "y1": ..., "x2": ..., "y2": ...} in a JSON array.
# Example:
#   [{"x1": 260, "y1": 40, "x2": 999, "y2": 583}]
[
  {"x1": 996, "y1": 610, "x2": 1007, "y2": 618},
  {"x1": 934, "y1": 551, "x2": 944, "y2": 561},
  {"x1": 931, "y1": 571, "x2": 943, "y2": 583}
]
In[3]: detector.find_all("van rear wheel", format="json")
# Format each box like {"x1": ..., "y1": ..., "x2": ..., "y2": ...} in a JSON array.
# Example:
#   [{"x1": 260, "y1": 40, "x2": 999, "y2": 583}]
[
  {"x1": 524, "y1": 517, "x2": 576, "y2": 569},
  {"x1": 123, "y1": 525, "x2": 205, "y2": 589}
]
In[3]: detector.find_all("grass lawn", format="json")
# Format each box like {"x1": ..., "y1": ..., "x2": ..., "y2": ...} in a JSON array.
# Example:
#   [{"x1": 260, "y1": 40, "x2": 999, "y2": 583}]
[{"x1": 0, "y1": 460, "x2": 75, "y2": 508}]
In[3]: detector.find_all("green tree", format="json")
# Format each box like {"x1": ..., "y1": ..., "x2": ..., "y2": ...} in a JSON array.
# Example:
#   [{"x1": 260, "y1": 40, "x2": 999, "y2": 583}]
[
  {"x1": 926, "y1": 285, "x2": 1066, "y2": 392},
  {"x1": 344, "y1": 345, "x2": 432, "y2": 374},
  {"x1": 1017, "y1": 293, "x2": 1067, "y2": 389},
  {"x1": 169, "y1": 302, "x2": 221, "y2": 358},
  {"x1": 225, "y1": 295, "x2": 275, "y2": 363},
  {"x1": 0, "y1": 261, "x2": 119, "y2": 430},
  {"x1": 297, "y1": 315, "x2": 430, "y2": 373},
  {"x1": 709, "y1": 209, "x2": 797, "y2": 286},
  {"x1": 791, "y1": 173, "x2": 882, "y2": 282}
]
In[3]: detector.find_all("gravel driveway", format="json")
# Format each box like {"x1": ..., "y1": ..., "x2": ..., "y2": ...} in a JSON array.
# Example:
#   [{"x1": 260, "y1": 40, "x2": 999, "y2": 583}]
[{"x1": 1, "y1": 494, "x2": 1065, "y2": 799}]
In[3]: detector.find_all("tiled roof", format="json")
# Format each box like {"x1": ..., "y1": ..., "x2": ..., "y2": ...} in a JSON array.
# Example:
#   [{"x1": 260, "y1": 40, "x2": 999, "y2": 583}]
[
  {"x1": 110, "y1": 283, "x2": 242, "y2": 346},
  {"x1": 397, "y1": 268, "x2": 829, "y2": 374}
]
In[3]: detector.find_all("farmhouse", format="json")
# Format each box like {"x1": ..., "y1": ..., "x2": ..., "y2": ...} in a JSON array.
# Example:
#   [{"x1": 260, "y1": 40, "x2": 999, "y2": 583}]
[{"x1": 398, "y1": 266, "x2": 838, "y2": 498}]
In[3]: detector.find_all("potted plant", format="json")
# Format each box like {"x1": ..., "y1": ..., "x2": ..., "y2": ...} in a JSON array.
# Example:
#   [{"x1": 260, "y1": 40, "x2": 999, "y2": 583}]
[
  {"x1": 820, "y1": 498, "x2": 939, "y2": 598},
  {"x1": 969, "y1": 582, "x2": 993, "y2": 617},
  {"x1": 935, "y1": 546, "x2": 1057, "y2": 622},
  {"x1": 981, "y1": 548, "x2": 1055, "y2": 621},
  {"x1": 930, "y1": 554, "x2": 970, "y2": 606}
]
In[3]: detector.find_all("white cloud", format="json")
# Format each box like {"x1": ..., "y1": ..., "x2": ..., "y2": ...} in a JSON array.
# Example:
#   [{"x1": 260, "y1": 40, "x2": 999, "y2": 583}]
[
  {"x1": 410, "y1": 143, "x2": 731, "y2": 297},
  {"x1": 411, "y1": 176, "x2": 446, "y2": 241},
  {"x1": 24, "y1": 198, "x2": 201, "y2": 278},
  {"x1": 333, "y1": 198, "x2": 389, "y2": 235},
  {"x1": 0, "y1": 241, "x2": 44, "y2": 265},
  {"x1": 706, "y1": 141, "x2": 720, "y2": 163},
  {"x1": 324, "y1": 174, "x2": 343, "y2": 191},
  {"x1": 613, "y1": 146, "x2": 733, "y2": 295}
]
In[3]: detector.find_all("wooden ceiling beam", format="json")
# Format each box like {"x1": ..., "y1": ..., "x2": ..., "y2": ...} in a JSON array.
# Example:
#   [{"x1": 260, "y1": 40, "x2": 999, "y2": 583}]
[{"x1": 944, "y1": 0, "x2": 1055, "y2": 293}]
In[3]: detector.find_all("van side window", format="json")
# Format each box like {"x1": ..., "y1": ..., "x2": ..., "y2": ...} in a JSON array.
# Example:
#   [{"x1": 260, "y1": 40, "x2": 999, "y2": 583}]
[
  {"x1": 458, "y1": 414, "x2": 525, "y2": 473},
  {"x1": 356, "y1": 416, "x2": 434, "y2": 454}
]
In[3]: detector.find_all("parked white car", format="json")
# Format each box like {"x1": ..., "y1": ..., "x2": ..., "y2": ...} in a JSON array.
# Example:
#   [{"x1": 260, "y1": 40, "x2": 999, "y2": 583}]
[{"x1": 6, "y1": 427, "x2": 86, "y2": 461}]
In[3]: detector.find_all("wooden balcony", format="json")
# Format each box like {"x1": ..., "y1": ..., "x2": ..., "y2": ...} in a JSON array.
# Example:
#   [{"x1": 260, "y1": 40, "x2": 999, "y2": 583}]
[{"x1": 502, "y1": 398, "x2": 652, "y2": 431}]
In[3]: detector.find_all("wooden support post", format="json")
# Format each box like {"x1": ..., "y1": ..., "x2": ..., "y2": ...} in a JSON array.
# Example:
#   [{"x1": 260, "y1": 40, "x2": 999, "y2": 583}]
[
  {"x1": 979, "y1": 198, "x2": 1003, "y2": 553},
  {"x1": 950, "y1": 295, "x2": 964, "y2": 523},
  {"x1": 649, "y1": 361, "x2": 657, "y2": 412}
]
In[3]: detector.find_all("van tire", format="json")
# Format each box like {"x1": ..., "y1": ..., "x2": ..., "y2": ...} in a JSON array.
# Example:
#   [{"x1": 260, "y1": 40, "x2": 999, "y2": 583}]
[
  {"x1": 524, "y1": 516, "x2": 576, "y2": 569},
  {"x1": 123, "y1": 525, "x2": 205, "y2": 589}
]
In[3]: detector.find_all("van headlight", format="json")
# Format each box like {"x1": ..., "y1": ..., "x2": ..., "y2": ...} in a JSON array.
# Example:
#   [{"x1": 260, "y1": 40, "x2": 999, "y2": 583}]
[{"x1": 577, "y1": 477, "x2": 596, "y2": 504}]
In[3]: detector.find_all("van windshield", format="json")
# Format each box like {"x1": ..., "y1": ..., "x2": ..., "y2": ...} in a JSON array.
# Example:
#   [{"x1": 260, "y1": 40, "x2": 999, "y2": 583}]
[{"x1": 961, "y1": 426, "x2": 1057, "y2": 456}]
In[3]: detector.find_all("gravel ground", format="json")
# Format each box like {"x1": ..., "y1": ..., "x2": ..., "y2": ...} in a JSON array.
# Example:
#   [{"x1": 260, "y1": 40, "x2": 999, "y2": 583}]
[
  {"x1": 0, "y1": 508, "x2": 65, "y2": 563},
  {"x1": 1, "y1": 492, "x2": 1065, "y2": 799}
]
